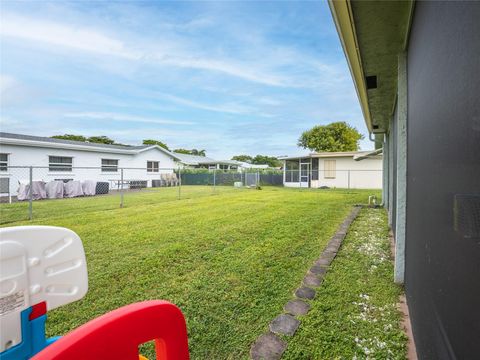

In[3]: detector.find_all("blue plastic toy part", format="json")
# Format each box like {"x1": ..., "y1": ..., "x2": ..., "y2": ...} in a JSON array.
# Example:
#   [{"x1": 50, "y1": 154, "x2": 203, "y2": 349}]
[{"x1": 0, "y1": 306, "x2": 59, "y2": 360}]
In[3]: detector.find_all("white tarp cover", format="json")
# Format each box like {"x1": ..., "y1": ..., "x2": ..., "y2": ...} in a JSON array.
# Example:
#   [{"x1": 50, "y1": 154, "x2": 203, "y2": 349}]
[
  {"x1": 81, "y1": 180, "x2": 96, "y2": 196},
  {"x1": 17, "y1": 180, "x2": 47, "y2": 201},
  {"x1": 64, "y1": 181, "x2": 84, "y2": 198},
  {"x1": 46, "y1": 181, "x2": 64, "y2": 199}
]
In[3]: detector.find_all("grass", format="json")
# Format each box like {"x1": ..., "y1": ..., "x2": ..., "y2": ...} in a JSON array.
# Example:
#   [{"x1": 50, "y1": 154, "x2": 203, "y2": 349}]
[
  {"x1": 283, "y1": 208, "x2": 407, "y2": 359},
  {"x1": 1, "y1": 186, "x2": 381, "y2": 358},
  {"x1": 0, "y1": 186, "x2": 241, "y2": 224}
]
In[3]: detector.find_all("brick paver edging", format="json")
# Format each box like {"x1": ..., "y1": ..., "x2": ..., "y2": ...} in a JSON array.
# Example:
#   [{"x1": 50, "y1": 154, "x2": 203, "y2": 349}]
[{"x1": 250, "y1": 206, "x2": 362, "y2": 360}]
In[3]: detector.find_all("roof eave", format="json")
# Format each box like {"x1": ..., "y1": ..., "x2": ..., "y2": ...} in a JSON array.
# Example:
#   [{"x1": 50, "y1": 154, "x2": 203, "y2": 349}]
[
  {"x1": 328, "y1": 0, "x2": 373, "y2": 132},
  {"x1": 0, "y1": 138, "x2": 139, "y2": 155},
  {"x1": 136, "y1": 145, "x2": 183, "y2": 161}
]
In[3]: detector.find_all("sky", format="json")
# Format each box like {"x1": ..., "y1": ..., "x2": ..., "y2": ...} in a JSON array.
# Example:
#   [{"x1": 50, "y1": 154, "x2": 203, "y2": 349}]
[{"x1": 0, "y1": 1, "x2": 370, "y2": 159}]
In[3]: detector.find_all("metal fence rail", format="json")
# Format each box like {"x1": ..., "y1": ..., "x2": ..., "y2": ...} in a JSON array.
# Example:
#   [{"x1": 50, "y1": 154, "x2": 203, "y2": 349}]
[{"x1": 0, "y1": 166, "x2": 283, "y2": 224}]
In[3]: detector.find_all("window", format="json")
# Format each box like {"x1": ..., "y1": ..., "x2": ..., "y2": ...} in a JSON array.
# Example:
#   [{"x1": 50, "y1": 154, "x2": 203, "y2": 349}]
[
  {"x1": 101, "y1": 159, "x2": 118, "y2": 172},
  {"x1": 147, "y1": 161, "x2": 159, "y2": 172},
  {"x1": 285, "y1": 160, "x2": 299, "y2": 182},
  {"x1": 0, "y1": 153, "x2": 8, "y2": 172},
  {"x1": 219, "y1": 164, "x2": 229, "y2": 171},
  {"x1": 311, "y1": 158, "x2": 319, "y2": 180},
  {"x1": 324, "y1": 159, "x2": 336, "y2": 179},
  {"x1": 49, "y1": 156, "x2": 73, "y2": 172}
]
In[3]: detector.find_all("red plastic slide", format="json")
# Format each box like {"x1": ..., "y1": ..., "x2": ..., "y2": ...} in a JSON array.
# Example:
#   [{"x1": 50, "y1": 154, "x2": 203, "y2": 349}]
[{"x1": 32, "y1": 300, "x2": 190, "y2": 360}]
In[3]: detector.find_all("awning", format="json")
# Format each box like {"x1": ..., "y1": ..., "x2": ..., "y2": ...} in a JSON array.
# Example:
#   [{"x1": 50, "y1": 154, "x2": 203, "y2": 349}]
[{"x1": 353, "y1": 148, "x2": 383, "y2": 161}]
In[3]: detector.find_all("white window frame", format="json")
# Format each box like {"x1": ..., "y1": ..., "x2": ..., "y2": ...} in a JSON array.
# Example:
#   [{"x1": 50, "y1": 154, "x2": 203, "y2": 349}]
[
  {"x1": 49, "y1": 156, "x2": 73, "y2": 172},
  {"x1": 101, "y1": 159, "x2": 119, "y2": 172},
  {"x1": 324, "y1": 159, "x2": 336, "y2": 179},
  {"x1": 147, "y1": 161, "x2": 159, "y2": 173},
  {"x1": 0, "y1": 153, "x2": 9, "y2": 172}
]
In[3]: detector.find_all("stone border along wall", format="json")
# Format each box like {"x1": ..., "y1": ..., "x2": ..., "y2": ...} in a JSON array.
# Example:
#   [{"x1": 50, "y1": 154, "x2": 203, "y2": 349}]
[{"x1": 250, "y1": 205, "x2": 362, "y2": 360}]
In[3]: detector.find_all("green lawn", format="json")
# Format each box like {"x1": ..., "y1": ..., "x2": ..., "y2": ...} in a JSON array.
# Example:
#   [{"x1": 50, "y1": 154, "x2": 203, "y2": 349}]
[
  {"x1": 1, "y1": 186, "x2": 381, "y2": 359},
  {"x1": 283, "y1": 208, "x2": 407, "y2": 359}
]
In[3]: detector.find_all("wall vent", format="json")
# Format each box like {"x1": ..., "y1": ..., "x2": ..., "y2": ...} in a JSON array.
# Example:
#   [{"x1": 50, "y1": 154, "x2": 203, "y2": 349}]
[{"x1": 366, "y1": 75, "x2": 377, "y2": 89}]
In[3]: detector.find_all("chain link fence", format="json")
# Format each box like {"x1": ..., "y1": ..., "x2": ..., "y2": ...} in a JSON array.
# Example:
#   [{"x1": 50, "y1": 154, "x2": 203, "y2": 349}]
[
  {"x1": 0, "y1": 166, "x2": 283, "y2": 224},
  {"x1": 283, "y1": 169, "x2": 382, "y2": 189}
]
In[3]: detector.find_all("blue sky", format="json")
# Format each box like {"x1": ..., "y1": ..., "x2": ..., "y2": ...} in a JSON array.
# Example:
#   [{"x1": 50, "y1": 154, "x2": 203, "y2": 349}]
[{"x1": 0, "y1": 1, "x2": 369, "y2": 159}]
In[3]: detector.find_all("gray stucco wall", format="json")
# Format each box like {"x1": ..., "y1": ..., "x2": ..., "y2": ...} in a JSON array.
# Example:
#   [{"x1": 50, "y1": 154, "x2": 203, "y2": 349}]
[{"x1": 405, "y1": 2, "x2": 480, "y2": 359}]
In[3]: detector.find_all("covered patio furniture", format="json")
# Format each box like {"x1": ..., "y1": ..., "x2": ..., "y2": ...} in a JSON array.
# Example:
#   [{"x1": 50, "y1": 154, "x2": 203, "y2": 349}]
[
  {"x1": 170, "y1": 173, "x2": 179, "y2": 186},
  {"x1": 64, "y1": 180, "x2": 84, "y2": 198},
  {"x1": 82, "y1": 180, "x2": 97, "y2": 196},
  {"x1": 17, "y1": 180, "x2": 47, "y2": 201},
  {"x1": 45, "y1": 180, "x2": 64, "y2": 199}
]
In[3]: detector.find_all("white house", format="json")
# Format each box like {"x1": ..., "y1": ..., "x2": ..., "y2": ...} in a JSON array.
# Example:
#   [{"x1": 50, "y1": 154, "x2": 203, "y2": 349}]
[
  {"x1": 0, "y1": 132, "x2": 182, "y2": 195},
  {"x1": 281, "y1": 150, "x2": 382, "y2": 189},
  {"x1": 173, "y1": 153, "x2": 272, "y2": 172},
  {"x1": 172, "y1": 153, "x2": 243, "y2": 171}
]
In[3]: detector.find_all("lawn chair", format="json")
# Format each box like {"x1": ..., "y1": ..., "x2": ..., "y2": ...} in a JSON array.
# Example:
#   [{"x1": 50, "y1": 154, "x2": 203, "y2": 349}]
[
  {"x1": 0, "y1": 226, "x2": 190, "y2": 360},
  {"x1": 0, "y1": 177, "x2": 12, "y2": 203}
]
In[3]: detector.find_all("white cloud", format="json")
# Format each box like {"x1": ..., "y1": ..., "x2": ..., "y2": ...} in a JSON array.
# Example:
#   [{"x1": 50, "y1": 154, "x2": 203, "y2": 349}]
[
  {"x1": 63, "y1": 112, "x2": 194, "y2": 125},
  {"x1": 0, "y1": 13, "x2": 292, "y2": 87},
  {"x1": 0, "y1": 74, "x2": 43, "y2": 107},
  {"x1": 157, "y1": 93, "x2": 254, "y2": 115},
  {"x1": 0, "y1": 14, "x2": 140, "y2": 60}
]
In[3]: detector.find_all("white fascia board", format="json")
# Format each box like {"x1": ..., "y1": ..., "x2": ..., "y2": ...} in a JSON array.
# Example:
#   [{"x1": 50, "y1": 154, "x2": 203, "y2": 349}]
[
  {"x1": 0, "y1": 138, "x2": 138, "y2": 155},
  {"x1": 135, "y1": 145, "x2": 183, "y2": 161}
]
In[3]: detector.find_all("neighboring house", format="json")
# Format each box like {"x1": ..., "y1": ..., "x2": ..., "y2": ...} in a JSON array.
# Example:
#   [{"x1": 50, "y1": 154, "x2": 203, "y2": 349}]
[
  {"x1": 172, "y1": 153, "x2": 241, "y2": 171},
  {"x1": 173, "y1": 153, "x2": 272, "y2": 171},
  {"x1": 281, "y1": 151, "x2": 382, "y2": 189},
  {"x1": 0, "y1": 132, "x2": 273, "y2": 196},
  {"x1": 329, "y1": 1, "x2": 479, "y2": 358},
  {"x1": 0, "y1": 132, "x2": 181, "y2": 194}
]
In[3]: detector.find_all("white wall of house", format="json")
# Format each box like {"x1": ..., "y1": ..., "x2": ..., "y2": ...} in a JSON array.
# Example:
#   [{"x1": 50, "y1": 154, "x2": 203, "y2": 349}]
[
  {"x1": 0, "y1": 144, "x2": 177, "y2": 194},
  {"x1": 284, "y1": 156, "x2": 382, "y2": 189}
]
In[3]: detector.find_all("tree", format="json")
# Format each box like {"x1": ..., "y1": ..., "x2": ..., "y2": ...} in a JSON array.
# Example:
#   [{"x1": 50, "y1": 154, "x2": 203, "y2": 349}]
[
  {"x1": 86, "y1": 136, "x2": 115, "y2": 145},
  {"x1": 173, "y1": 148, "x2": 206, "y2": 156},
  {"x1": 231, "y1": 155, "x2": 253, "y2": 163},
  {"x1": 297, "y1": 122, "x2": 364, "y2": 152},
  {"x1": 52, "y1": 134, "x2": 87, "y2": 142},
  {"x1": 191, "y1": 149, "x2": 206, "y2": 156},
  {"x1": 51, "y1": 134, "x2": 123, "y2": 145},
  {"x1": 143, "y1": 139, "x2": 169, "y2": 150},
  {"x1": 252, "y1": 155, "x2": 282, "y2": 167}
]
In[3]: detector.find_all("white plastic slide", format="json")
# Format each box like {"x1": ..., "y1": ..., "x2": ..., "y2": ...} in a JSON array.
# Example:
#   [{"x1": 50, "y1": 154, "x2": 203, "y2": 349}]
[{"x1": 0, "y1": 226, "x2": 88, "y2": 352}]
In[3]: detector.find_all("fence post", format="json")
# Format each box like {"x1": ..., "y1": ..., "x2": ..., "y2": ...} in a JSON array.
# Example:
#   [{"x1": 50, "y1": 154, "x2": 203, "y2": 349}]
[
  {"x1": 348, "y1": 170, "x2": 351, "y2": 189},
  {"x1": 120, "y1": 168, "x2": 124, "y2": 208},
  {"x1": 213, "y1": 168, "x2": 216, "y2": 192},
  {"x1": 28, "y1": 166, "x2": 33, "y2": 220},
  {"x1": 178, "y1": 167, "x2": 182, "y2": 200}
]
